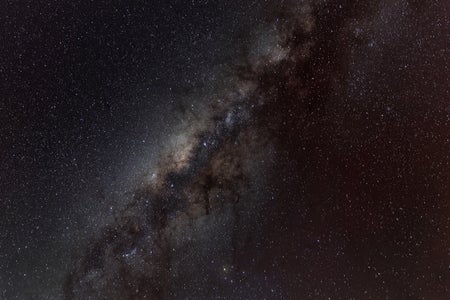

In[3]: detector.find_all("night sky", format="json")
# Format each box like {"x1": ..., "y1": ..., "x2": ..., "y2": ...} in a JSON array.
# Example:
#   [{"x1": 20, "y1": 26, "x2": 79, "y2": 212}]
[{"x1": 1, "y1": 0, "x2": 449, "y2": 299}]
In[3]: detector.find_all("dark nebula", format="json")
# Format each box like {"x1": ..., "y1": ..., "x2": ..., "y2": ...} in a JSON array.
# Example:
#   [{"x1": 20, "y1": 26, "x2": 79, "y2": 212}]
[{"x1": 1, "y1": 0, "x2": 449, "y2": 299}]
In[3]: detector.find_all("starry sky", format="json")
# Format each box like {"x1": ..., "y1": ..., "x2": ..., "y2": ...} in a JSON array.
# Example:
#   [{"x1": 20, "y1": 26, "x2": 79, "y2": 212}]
[{"x1": 1, "y1": 0, "x2": 449, "y2": 299}]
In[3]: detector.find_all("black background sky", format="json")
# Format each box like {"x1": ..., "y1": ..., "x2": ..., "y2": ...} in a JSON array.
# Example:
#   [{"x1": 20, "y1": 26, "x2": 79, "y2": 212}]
[{"x1": 1, "y1": 0, "x2": 449, "y2": 299}]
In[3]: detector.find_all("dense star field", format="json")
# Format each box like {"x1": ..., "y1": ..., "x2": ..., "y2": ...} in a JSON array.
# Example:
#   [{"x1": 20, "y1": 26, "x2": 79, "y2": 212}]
[{"x1": 1, "y1": 0, "x2": 449, "y2": 299}]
